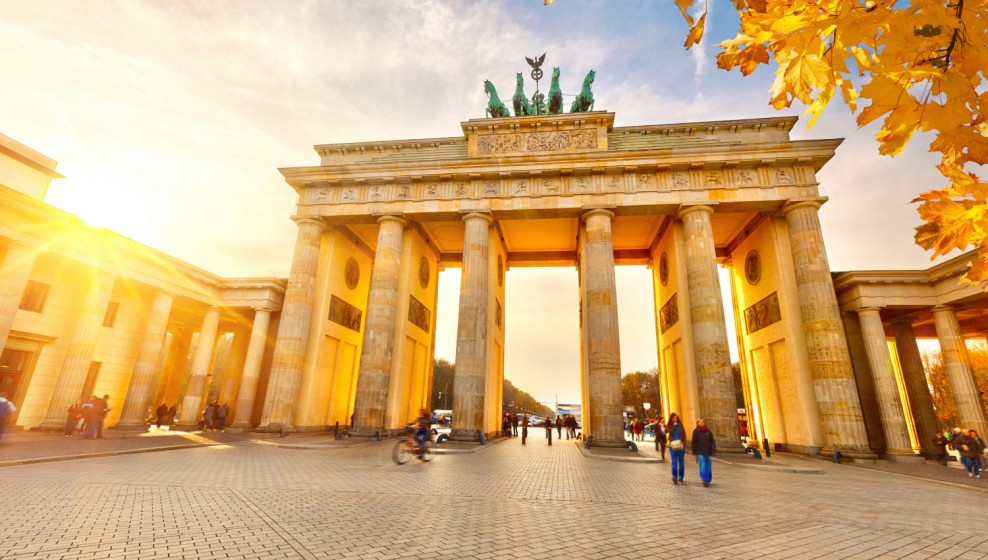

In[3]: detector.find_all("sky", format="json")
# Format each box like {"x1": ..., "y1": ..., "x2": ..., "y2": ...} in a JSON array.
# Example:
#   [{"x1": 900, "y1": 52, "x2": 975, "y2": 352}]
[{"x1": 1, "y1": 0, "x2": 954, "y2": 405}]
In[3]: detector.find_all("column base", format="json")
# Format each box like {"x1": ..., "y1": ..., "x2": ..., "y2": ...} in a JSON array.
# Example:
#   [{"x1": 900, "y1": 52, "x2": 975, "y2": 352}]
[
  {"x1": 37, "y1": 419, "x2": 67, "y2": 432},
  {"x1": 254, "y1": 423, "x2": 295, "y2": 434},
  {"x1": 172, "y1": 423, "x2": 202, "y2": 432},
  {"x1": 881, "y1": 451, "x2": 925, "y2": 463},
  {"x1": 111, "y1": 421, "x2": 149, "y2": 432},
  {"x1": 226, "y1": 423, "x2": 254, "y2": 432},
  {"x1": 820, "y1": 447, "x2": 879, "y2": 461},
  {"x1": 448, "y1": 428, "x2": 482, "y2": 443},
  {"x1": 348, "y1": 427, "x2": 385, "y2": 439},
  {"x1": 586, "y1": 437, "x2": 630, "y2": 449}
]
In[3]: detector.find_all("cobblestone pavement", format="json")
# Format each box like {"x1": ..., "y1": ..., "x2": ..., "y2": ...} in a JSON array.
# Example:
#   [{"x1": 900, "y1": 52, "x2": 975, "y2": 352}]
[{"x1": 0, "y1": 433, "x2": 986, "y2": 560}]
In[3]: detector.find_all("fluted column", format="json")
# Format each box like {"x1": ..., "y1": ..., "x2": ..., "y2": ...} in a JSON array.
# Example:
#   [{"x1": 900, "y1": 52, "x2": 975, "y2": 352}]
[
  {"x1": 932, "y1": 306, "x2": 988, "y2": 436},
  {"x1": 257, "y1": 217, "x2": 325, "y2": 431},
  {"x1": 891, "y1": 318, "x2": 940, "y2": 456},
  {"x1": 678, "y1": 205, "x2": 743, "y2": 451},
  {"x1": 230, "y1": 307, "x2": 272, "y2": 429},
  {"x1": 39, "y1": 272, "x2": 116, "y2": 430},
  {"x1": 855, "y1": 308, "x2": 914, "y2": 456},
  {"x1": 782, "y1": 200, "x2": 875, "y2": 457},
  {"x1": 351, "y1": 215, "x2": 407, "y2": 436},
  {"x1": 116, "y1": 291, "x2": 174, "y2": 429},
  {"x1": 176, "y1": 307, "x2": 221, "y2": 429},
  {"x1": 0, "y1": 243, "x2": 36, "y2": 353},
  {"x1": 578, "y1": 209, "x2": 625, "y2": 447},
  {"x1": 450, "y1": 213, "x2": 493, "y2": 442}
]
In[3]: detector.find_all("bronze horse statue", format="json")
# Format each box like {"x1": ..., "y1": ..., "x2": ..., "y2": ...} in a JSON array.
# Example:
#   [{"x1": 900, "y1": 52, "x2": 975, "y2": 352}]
[
  {"x1": 484, "y1": 80, "x2": 511, "y2": 118},
  {"x1": 569, "y1": 69, "x2": 595, "y2": 113},
  {"x1": 512, "y1": 73, "x2": 537, "y2": 116},
  {"x1": 547, "y1": 67, "x2": 563, "y2": 114}
]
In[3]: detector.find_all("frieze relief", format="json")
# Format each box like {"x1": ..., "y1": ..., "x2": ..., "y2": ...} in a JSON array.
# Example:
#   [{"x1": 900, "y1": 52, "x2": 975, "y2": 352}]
[
  {"x1": 744, "y1": 292, "x2": 782, "y2": 334},
  {"x1": 476, "y1": 129, "x2": 597, "y2": 155},
  {"x1": 328, "y1": 295, "x2": 362, "y2": 333},
  {"x1": 407, "y1": 295, "x2": 431, "y2": 333},
  {"x1": 302, "y1": 163, "x2": 813, "y2": 205},
  {"x1": 659, "y1": 293, "x2": 679, "y2": 334}
]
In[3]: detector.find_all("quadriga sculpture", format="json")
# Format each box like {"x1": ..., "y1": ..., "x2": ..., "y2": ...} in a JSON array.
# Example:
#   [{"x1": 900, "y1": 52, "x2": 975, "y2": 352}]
[{"x1": 512, "y1": 73, "x2": 537, "y2": 117}]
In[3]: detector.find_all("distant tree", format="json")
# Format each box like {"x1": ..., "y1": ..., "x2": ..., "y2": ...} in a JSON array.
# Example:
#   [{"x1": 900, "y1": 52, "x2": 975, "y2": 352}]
[
  {"x1": 731, "y1": 362, "x2": 746, "y2": 409},
  {"x1": 431, "y1": 358, "x2": 455, "y2": 411},
  {"x1": 621, "y1": 368, "x2": 662, "y2": 419},
  {"x1": 502, "y1": 378, "x2": 553, "y2": 418},
  {"x1": 923, "y1": 344, "x2": 988, "y2": 428}
]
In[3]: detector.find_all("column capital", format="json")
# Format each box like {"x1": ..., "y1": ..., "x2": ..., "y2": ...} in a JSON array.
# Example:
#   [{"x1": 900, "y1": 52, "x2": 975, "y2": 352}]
[
  {"x1": 931, "y1": 305, "x2": 954, "y2": 314},
  {"x1": 376, "y1": 214, "x2": 407, "y2": 228},
  {"x1": 676, "y1": 204, "x2": 714, "y2": 220},
  {"x1": 581, "y1": 208, "x2": 615, "y2": 222},
  {"x1": 250, "y1": 305, "x2": 276, "y2": 313},
  {"x1": 780, "y1": 198, "x2": 827, "y2": 217},
  {"x1": 889, "y1": 316, "x2": 916, "y2": 326},
  {"x1": 292, "y1": 216, "x2": 325, "y2": 229},
  {"x1": 855, "y1": 306, "x2": 883, "y2": 316},
  {"x1": 461, "y1": 212, "x2": 494, "y2": 225}
]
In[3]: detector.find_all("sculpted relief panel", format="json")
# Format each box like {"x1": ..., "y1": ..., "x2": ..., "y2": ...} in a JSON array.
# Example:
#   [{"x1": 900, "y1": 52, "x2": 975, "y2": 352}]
[
  {"x1": 476, "y1": 129, "x2": 597, "y2": 155},
  {"x1": 302, "y1": 164, "x2": 805, "y2": 205}
]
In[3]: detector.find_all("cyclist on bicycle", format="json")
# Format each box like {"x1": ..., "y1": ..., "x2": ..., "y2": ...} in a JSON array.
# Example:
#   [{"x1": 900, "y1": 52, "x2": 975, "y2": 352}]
[{"x1": 413, "y1": 408, "x2": 431, "y2": 457}]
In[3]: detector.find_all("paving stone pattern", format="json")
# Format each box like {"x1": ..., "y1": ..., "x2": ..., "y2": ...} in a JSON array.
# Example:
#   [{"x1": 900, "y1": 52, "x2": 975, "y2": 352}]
[{"x1": 0, "y1": 435, "x2": 986, "y2": 559}]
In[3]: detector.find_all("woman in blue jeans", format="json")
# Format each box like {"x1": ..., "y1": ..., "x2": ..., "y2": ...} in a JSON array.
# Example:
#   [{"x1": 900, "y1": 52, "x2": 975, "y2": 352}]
[
  {"x1": 691, "y1": 418, "x2": 717, "y2": 487},
  {"x1": 666, "y1": 413, "x2": 687, "y2": 484}
]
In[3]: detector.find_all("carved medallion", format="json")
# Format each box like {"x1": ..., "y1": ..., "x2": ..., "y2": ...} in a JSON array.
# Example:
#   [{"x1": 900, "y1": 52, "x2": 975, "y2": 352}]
[
  {"x1": 497, "y1": 255, "x2": 504, "y2": 287},
  {"x1": 745, "y1": 250, "x2": 761, "y2": 285},
  {"x1": 344, "y1": 258, "x2": 360, "y2": 289},
  {"x1": 659, "y1": 253, "x2": 669, "y2": 286},
  {"x1": 419, "y1": 256, "x2": 430, "y2": 289}
]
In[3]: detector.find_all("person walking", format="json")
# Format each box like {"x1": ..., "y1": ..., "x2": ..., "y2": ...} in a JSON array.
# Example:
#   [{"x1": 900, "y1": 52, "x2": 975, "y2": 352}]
[
  {"x1": 511, "y1": 413, "x2": 519, "y2": 437},
  {"x1": 932, "y1": 431, "x2": 949, "y2": 466},
  {"x1": 654, "y1": 420, "x2": 667, "y2": 460},
  {"x1": 202, "y1": 403, "x2": 216, "y2": 431},
  {"x1": 155, "y1": 402, "x2": 168, "y2": 429},
  {"x1": 217, "y1": 402, "x2": 229, "y2": 432},
  {"x1": 0, "y1": 391, "x2": 17, "y2": 444},
  {"x1": 691, "y1": 418, "x2": 716, "y2": 487},
  {"x1": 667, "y1": 413, "x2": 686, "y2": 484},
  {"x1": 95, "y1": 395, "x2": 110, "y2": 439},
  {"x1": 633, "y1": 418, "x2": 643, "y2": 442},
  {"x1": 565, "y1": 414, "x2": 575, "y2": 440},
  {"x1": 66, "y1": 401, "x2": 83, "y2": 437},
  {"x1": 959, "y1": 429, "x2": 985, "y2": 478},
  {"x1": 555, "y1": 415, "x2": 563, "y2": 440}
]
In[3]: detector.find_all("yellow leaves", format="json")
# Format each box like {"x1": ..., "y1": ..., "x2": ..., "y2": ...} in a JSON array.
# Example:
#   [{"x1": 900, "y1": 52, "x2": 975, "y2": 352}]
[
  {"x1": 718, "y1": 40, "x2": 769, "y2": 75},
  {"x1": 684, "y1": 13, "x2": 706, "y2": 48},
  {"x1": 675, "y1": 0, "x2": 696, "y2": 27}
]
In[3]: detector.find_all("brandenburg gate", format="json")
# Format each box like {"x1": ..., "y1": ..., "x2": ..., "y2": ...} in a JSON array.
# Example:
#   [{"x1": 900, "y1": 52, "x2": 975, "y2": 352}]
[{"x1": 256, "y1": 107, "x2": 881, "y2": 458}]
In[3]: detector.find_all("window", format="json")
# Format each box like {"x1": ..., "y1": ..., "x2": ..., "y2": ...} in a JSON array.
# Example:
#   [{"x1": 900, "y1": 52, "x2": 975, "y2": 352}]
[
  {"x1": 103, "y1": 302, "x2": 119, "y2": 328},
  {"x1": 19, "y1": 281, "x2": 50, "y2": 312}
]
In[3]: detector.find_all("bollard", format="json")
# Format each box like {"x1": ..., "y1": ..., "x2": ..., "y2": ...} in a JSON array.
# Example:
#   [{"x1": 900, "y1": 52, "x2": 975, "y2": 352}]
[
  {"x1": 833, "y1": 449, "x2": 841, "y2": 464},
  {"x1": 627, "y1": 440, "x2": 638, "y2": 452},
  {"x1": 437, "y1": 434, "x2": 449, "y2": 444},
  {"x1": 375, "y1": 430, "x2": 381, "y2": 442},
  {"x1": 584, "y1": 435, "x2": 593, "y2": 449},
  {"x1": 745, "y1": 446, "x2": 762, "y2": 460},
  {"x1": 477, "y1": 430, "x2": 486, "y2": 445},
  {"x1": 278, "y1": 427, "x2": 286, "y2": 438},
  {"x1": 334, "y1": 422, "x2": 339, "y2": 438},
  {"x1": 763, "y1": 438, "x2": 771, "y2": 458}
]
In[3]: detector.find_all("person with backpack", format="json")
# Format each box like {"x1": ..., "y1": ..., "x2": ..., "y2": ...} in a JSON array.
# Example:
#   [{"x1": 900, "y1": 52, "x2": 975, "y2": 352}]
[{"x1": 0, "y1": 391, "x2": 16, "y2": 443}]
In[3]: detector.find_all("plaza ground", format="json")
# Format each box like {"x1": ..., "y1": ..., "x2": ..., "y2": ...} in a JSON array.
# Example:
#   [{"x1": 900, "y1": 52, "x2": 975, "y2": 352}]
[{"x1": 0, "y1": 430, "x2": 986, "y2": 560}]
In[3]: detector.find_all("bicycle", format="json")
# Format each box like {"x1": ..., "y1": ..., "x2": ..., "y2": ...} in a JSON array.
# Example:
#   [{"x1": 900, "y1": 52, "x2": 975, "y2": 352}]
[{"x1": 392, "y1": 424, "x2": 434, "y2": 464}]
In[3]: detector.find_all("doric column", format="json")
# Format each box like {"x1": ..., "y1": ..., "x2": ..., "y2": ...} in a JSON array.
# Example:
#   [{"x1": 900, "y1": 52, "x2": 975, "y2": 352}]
[
  {"x1": 782, "y1": 201, "x2": 875, "y2": 457},
  {"x1": 229, "y1": 307, "x2": 272, "y2": 429},
  {"x1": 116, "y1": 291, "x2": 174, "y2": 430},
  {"x1": 0, "y1": 243, "x2": 36, "y2": 353},
  {"x1": 891, "y1": 318, "x2": 940, "y2": 456},
  {"x1": 449, "y1": 213, "x2": 493, "y2": 442},
  {"x1": 855, "y1": 308, "x2": 914, "y2": 456},
  {"x1": 351, "y1": 215, "x2": 407, "y2": 436},
  {"x1": 678, "y1": 205, "x2": 742, "y2": 451},
  {"x1": 932, "y1": 306, "x2": 988, "y2": 436},
  {"x1": 578, "y1": 209, "x2": 625, "y2": 447},
  {"x1": 39, "y1": 272, "x2": 116, "y2": 430},
  {"x1": 257, "y1": 217, "x2": 325, "y2": 431},
  {"x1": 176, "y1": 306, "x2": 221, "y2": 429},
  {"x1": 159, "y1": 328, "x2": 192, "y2": 406}
]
